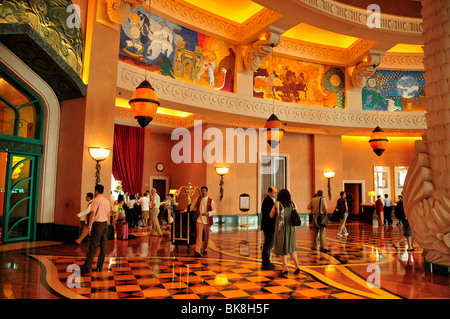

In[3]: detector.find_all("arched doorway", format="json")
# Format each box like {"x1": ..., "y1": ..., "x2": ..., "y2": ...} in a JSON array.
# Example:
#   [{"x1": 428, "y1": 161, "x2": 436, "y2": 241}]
[{"x1": 0, "y1": 66, "x2": 43, "y2": 242}]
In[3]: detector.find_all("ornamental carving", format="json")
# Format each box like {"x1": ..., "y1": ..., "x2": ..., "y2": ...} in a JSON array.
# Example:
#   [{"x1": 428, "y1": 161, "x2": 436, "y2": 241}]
[
  {"x1": 244, "y1": 31, "x2": 281, "y2": 72},
  {"x1": 351, "y1": 54, "x2": 381, "y2": 88},
  {"x1": 379, "y1": 53, "x2": 424, "y2": 71},
  {"x1": 298, "y1": 0, "x2": 422, "y2": 34},
  {"x1": 117, "y1": 62, "x2": 426, "y2": 131},
  {"x1": 404, "y1": 139, "x2": 450, "y2": 266},
  {"x1": 0, "y1": 0, "x2": 84, "y2": 77},
  {"x1": 106, "y1": 0, "x2": 144, "y2": 24}
]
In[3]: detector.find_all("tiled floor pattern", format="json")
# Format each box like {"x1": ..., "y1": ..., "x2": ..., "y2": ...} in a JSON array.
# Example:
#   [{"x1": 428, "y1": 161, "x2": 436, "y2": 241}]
[
  {"x1": 27, "y1": 222, "x2": 416, "y2": 299},
  {"x1": 4, "y1": 221, "x2": 448, "y2": 299},
  {"x1": 35, "y1": 255, "x2": 372, "y2": 299}
]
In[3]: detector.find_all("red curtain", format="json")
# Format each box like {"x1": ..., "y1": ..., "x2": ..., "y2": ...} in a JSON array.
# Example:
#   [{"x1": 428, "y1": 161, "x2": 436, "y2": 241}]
[{"x1": 112, "y1": 124, "x2": 144, "y2": 194}]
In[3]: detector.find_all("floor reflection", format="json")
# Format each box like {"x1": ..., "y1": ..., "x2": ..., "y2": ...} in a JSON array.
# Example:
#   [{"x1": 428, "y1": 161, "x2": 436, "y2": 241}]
[{"x1": 0, "y1": 220, "x2": 449, "y2": 299}]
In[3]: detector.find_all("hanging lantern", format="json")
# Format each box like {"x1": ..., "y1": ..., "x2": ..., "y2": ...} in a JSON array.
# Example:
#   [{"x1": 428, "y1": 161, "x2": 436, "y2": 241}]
[
  {"x1": 369, "y1": 126, "x2": 388, "y2": 156},
  {"x1": 128, "y1": 79, "x2": 160, "y2": 128},
  {"x1": 264, "y1": 114, "x2": 285, "y2": 149}
]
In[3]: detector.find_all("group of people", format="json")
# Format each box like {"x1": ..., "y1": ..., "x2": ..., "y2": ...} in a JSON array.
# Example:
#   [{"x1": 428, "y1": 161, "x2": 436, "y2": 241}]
[
  {"x1": 261, "y1": 187, "x2": 415, "y2": 277},
  {"x1": 77, "y1": 182, "x2": 414, "y2": 276},
  {"x1": 77, "y1": 183, "x2": 218, "y2": 275},
  {"x1": 375, "y1": 193, "x2": 415, "y2": 251}
]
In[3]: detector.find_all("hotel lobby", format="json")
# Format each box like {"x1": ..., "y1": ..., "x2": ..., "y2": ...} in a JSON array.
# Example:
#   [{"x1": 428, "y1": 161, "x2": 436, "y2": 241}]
[{"x1": 0, "y1": 0, "x2": 449, "y2": 305}]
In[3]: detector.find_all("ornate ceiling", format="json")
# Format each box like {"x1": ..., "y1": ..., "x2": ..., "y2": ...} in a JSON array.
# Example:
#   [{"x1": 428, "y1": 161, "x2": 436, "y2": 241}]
[{"x1": 112, "y1": 0, "x2": 426, "y2": 136}]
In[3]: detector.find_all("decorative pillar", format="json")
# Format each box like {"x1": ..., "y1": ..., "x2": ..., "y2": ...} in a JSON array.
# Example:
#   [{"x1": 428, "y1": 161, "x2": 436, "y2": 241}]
[
  {"x1": 55, "y1": 0, "x2": 120, "y2": 229},
  {"x1": 403, "y1": 0, "x2": 450, "y2": 272}
]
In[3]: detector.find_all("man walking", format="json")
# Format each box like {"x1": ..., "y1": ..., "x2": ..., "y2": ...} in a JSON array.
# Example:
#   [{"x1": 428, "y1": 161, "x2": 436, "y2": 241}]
[
  {"x1": 308, "y1": 190, "x2": 329, "y2": 253},
  {"x1": 261, "y1": 186, "x2": 277, "y2": 270},
  {"x1": 81, "y1": 184, "x2": 111, "y2": 275}
]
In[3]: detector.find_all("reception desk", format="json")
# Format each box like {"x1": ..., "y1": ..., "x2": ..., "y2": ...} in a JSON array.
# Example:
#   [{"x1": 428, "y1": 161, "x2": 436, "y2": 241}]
[{"x1": 360, "y1": 203, "x2": 375, "y2": 224}]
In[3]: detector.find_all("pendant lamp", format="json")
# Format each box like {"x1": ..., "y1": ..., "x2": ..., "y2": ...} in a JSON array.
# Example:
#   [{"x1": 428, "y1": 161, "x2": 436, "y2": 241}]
[
  {"x1": 369, "y1": 126, "x2": 388, "y2": 156},
  {"x1": 129, "y1": 79, "x2": 160, "y2": 128},
  {"x1": 128, "y1": 1, "x2": 159, "y2": 128},
  {"x1": 264, "y1": 113, "x2": 285, "y2": 149}
]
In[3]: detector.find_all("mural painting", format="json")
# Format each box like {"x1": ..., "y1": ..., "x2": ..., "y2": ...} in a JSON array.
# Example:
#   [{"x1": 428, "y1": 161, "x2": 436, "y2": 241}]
[
  {"x1": 253, "y1": 56, "x2": 346, "y2": 109},
  {"x1": 119, "y1": 7, "x2": 235, "y2": 92},
  {"x1": 362, "y1": 70, "x2": 426, "y2": 112}
]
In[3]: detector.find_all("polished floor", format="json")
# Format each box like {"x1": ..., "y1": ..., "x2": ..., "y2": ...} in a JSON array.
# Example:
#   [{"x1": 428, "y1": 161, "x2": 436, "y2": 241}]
[{"x1": 0, "y1": 220, "x2": 449, "y2": 300}]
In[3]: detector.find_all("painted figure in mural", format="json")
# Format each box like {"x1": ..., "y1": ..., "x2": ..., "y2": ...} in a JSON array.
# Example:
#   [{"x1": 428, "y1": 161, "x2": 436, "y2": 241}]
[
  {"x1": 122, "y1": 12, "x2": 146, "y2": 56},
  {"x1": 155, "y1": 55, "x2": 175, "y2": 78},
  {"x1": 194, "y1": 56, "x2": 208, "y2": 85},
  {"x1": 207, "y1": 60, "x2": 216, "y2": 87}
]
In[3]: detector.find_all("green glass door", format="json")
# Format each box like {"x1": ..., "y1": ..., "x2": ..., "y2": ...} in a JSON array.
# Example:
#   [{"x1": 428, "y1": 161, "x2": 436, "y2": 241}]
[
  {"x1": 0, "y1": 66, "x2": 43, "y2": 243},
  {"x1": 1, "y1": 153, "x2": 38, "y2": 242}
]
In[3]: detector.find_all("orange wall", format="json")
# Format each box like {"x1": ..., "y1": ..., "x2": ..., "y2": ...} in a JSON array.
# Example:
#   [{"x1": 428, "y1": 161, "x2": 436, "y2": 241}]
[
  {"x1": 142, "y1": 126, "x2": 207, "y2": 209},
  {"x1": 140, "y1": 125, "x2": 420, "y2": 217},
  {"x1": 312, "y1": 134, "x2": 343, "y2": 211},
  {"x1": 141, "y1": 129, "x2": 173, "y2": 193},
  {"x1": 342, "y1": 136, "x2": 421, "y2": 203},
  {"x1": 55, "y1": 97, "x2": 86, "y2": 226}
]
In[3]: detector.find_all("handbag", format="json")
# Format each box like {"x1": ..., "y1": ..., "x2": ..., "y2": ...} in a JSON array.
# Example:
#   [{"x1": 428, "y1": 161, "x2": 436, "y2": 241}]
[
  {"x1": 316, "y1": 197, "x2": 329, "y2": 228},
  {"x1": 291, "y1": 202, "x2": 301, "y2": 226}
]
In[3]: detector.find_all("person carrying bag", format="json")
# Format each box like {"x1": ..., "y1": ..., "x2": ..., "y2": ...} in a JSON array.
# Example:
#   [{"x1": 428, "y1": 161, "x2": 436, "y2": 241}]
[{"x1": 308, "y1": 190, "x2": 330, "y2": 253}]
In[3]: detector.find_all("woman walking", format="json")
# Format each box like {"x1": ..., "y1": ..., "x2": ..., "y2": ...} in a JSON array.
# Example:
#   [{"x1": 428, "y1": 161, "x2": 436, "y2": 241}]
[{"x1": 270, "y1": 189, "x2": 301, "y2": 277}]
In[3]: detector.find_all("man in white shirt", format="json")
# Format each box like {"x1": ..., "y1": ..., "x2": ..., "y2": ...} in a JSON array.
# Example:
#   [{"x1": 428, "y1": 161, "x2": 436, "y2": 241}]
[
  {"x1": 149, "y1": 188, "x2": 163, "y2": 236},
  {"x1": 139, "y1": 190, "x2": 150, "y2": 227},
  {"x1": 190, "y1": 186, "x2": 216, "y2": 257},
  {"x1": 81, "y1": 184, "x2": 111, "y2": 275}
]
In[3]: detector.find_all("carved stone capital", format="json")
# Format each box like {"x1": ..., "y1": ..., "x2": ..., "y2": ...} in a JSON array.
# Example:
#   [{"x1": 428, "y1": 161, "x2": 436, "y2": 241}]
[
  {"x1": 243, "y1": 31, "x2": 281, "y2": 72},
  {"x1": 351, "y1": 54, "x2": 381, "y2": 88},
  {"x1": 106, "y1": 0, "x2": 144, "y2": 24}
]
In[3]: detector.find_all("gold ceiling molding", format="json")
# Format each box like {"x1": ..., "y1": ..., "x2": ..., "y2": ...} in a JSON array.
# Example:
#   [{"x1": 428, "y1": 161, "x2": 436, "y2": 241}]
[
  {"x1": 379, "y1": 52, "x2": 424, "y2": 70},
  {"x1": 298, "y1": 0, "x2": 422, "y2": 34},
  {"x1": 151, "y1": 0, "x2": 241, "y2": 42},
  {"x1": 117, "y1": 61, "x2": 426, "y2": 131},
  {"x1": 229, "y1": 119, "x2": 332, "y2": 135},
  {"x1": 115, "y1": 106, "x2": 210, "y2": 128},
  {"x1": 276, "y1": 37, "x2": 348, "y2": 65},
  {"x1": 240, "y1": 9, "x2": 283, "y2": 43}
]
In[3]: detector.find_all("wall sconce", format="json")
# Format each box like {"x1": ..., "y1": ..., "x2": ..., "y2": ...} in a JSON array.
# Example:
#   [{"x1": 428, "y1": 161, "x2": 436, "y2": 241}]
[
  {"x1": 215, "y1": 167, "x2": 229, "y2": 201},
  {"x1": 322, "y1": 171, "x2": 335, "y2": 200},
  {"x1": 368, "y1": 191, "x2": 376, "y2": 204},
  {"x1": 88, "y1": 147, "x2": 110, "y2": 185}
]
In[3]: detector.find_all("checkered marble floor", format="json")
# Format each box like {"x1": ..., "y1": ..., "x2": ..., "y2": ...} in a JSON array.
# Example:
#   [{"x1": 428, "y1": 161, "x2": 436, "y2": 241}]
[
  {"x1": 23, "y1": 221, "x2": 427, "y2": 299},
  {"x1": 35, "y1": 255, "x2": 371, "y2": 299}
]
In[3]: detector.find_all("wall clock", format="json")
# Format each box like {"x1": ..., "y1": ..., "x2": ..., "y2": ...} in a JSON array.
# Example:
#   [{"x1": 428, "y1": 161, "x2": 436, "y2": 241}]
[{"x1": 156, "y1": 162, "x2": 164, "y2": 172}]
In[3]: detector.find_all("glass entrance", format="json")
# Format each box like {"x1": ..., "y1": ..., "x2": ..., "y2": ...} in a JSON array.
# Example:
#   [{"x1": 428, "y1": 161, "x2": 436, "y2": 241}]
[
  {"x1": 1, "y1": 153, "x2": 37, "y2": 242},
  {"x1": 0, "y1": 66, "x2": 43, "y2": 243}
]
